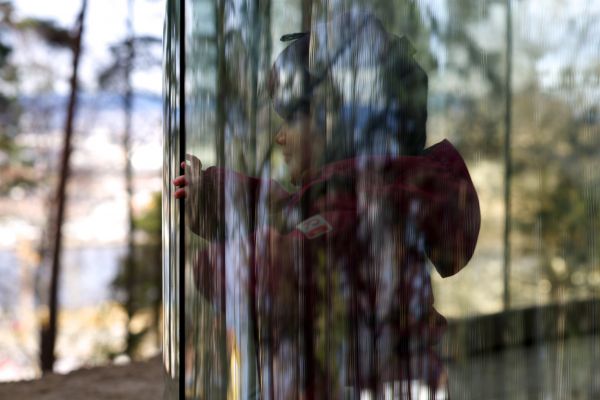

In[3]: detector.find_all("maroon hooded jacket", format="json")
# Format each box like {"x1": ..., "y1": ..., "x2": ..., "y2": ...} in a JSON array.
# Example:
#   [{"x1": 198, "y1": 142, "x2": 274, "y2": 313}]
[{"x1": 188, "y1": 139, "x2": 480, "y2": 397}]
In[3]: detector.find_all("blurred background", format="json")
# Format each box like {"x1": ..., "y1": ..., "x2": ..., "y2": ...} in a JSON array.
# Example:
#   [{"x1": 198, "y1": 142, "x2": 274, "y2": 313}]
[
  {"x1": 0, "y1": 0, "x2": 164, "y2": 381},
  {"x1": 1, "y1": 0, "x2": 600, "y2": 397}
]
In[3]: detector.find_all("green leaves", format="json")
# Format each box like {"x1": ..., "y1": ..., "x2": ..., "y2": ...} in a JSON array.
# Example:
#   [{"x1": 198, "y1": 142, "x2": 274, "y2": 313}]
[{"x1": 17, "y1": 18, "x2": 75, "y2": 48}]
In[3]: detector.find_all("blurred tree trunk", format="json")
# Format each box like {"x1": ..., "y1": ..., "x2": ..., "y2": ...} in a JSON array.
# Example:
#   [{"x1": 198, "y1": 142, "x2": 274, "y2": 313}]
[
  {"x1": 97, "y1": 0, "x2": 161, "y2": 357},
  {"x1": 40, "y1": 0, "x2": 87, "y2": 373},
  {"x1": 123, "y1": 0, "x2": 136, "y2": 358}
]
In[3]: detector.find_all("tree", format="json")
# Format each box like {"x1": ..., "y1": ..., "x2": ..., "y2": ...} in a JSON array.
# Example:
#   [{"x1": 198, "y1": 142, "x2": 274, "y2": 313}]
[
  {"x1": 97, "y1": 0, "x2": 160, "y2": 357},
  {"x1": 38, "y1": 0, "x2": 88, "y2": 373},
  {"x1": 510, "y1": 87, "x2": 600, "y2": 303}
]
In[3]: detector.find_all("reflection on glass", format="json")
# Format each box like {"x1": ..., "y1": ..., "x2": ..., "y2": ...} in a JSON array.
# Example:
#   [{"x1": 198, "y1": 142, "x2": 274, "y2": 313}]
[
  {"x1": 164, "y1": 0, "x2": 600, "y2": 398},
  {"x1": 174, "y1": 7, "x2": 480, "y2": 398}
]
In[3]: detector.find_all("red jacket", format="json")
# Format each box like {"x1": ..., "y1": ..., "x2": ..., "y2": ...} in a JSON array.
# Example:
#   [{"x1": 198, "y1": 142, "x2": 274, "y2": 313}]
[{"x1": 189, "y1": 139, "x2": 480, "y2": 396}]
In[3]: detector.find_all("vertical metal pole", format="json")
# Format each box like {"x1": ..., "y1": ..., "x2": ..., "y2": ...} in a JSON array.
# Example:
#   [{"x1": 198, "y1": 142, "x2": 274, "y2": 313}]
[
  {"x1": 178, "y1": 0, "x2": 186, "y2": 398},
  {"x1": 300, "y1": 2, "x2": 315, "y2": 396},
  {"x1": 216, "y1": 0, "x2": 230, "y2": 391},
  {"x1": 503, "y1": 0, "x2": 513, "y2": 311},
  {"x1": 247, "y1": 0, "x2": 260, "y2": 395}
]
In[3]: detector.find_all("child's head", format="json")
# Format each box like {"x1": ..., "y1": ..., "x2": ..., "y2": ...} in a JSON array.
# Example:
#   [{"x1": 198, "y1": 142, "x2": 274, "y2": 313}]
[
  {"x1": 269, "y1": 12, "x2": 429, "y2": 180},
  {"x1": 267, "y1": 32, "x2": 323, "y2": 184},
  {"x1": 273, "y1": 110, "x2": 325, "y2": 184}
]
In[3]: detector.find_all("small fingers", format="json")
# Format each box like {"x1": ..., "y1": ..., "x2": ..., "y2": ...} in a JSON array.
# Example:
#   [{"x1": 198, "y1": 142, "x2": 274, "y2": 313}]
[
  {"x1": 174, "y1": 188, "x2": 187, "y2": 199},
  {"x1": 172, "y1": 175, "x2": 187, "y2": 186}
]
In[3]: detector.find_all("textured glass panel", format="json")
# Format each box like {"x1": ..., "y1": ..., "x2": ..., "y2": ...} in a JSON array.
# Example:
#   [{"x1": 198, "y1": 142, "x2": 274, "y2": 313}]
[
  {"x1": 508, "y1": 1, "x2": 600, "y2": 309},
  {"x1": 163, "y1": 0, "x2": 181, "y2": 398},
  {"x1": 165, "y1": 0, "x2": 600, "y2": 398}
]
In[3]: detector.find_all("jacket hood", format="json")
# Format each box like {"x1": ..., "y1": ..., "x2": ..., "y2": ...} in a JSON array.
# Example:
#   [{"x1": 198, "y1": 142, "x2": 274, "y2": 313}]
[{"x1": 300, "y1": 139, "x2": 481, "y2": 277}]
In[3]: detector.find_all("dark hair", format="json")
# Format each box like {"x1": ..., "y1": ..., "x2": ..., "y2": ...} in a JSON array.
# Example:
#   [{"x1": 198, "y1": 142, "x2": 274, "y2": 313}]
[{"x1": 269, "y1": 15, "x2": 428, "y2": 160}]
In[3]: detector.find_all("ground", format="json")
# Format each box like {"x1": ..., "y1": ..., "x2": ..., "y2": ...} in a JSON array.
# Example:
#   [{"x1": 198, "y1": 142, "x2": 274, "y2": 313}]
[
  {"x1": 1, "y1": 334, "x2": 598, "y2": 399},
  {"x1": 0, "y1": 357, "x2": 162, "y2": 400}
]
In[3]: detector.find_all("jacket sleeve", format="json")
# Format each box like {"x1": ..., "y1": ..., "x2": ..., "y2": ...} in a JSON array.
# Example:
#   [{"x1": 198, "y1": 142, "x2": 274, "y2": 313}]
[
  {"x1": 417, "y1": 140, "x2": 481, "y2": 277},
  {"x1": 188, "y1": 167, "x2": 291, "y2": 300}
]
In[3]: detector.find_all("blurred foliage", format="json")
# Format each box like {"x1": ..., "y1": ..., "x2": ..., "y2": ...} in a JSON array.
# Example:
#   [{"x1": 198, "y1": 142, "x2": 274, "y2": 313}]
[
  {"x1": 511, "y1": 89, "x2": 600, "y2": 301},
  {"x1": 98, "y1": 36, "x2": 161, "y2": 91},
  {"x1": 113, "y1": 192, "x2": 162, "y2": 357},
  {"x1": 15, "y1": 19, "x2": 74, "y2": 48},
  {"x1": 134, "y1": 193, "x2": 162, "y2": 238},
  {"x1": 0, "y1": 1, "x2": 26, "y2": 194},
  {"x1": 0, "y1": 1, "x2": 80, "y2": 195}
]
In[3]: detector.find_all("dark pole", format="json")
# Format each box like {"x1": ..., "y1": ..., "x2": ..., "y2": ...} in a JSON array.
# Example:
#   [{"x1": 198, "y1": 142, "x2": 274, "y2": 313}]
[
  {"x1": 215, "y1": 0, "x2": 230, "y2": 393},
  {"x1": 40, "y1": 0, "x2": 87, "y2": 373},
  {"x1": 247, "y1": 0, "x2": 261, "y2": 394},
  {"x1": 503, "y1": 0, "x2": 513, "y2": 311},
  {"x1": 178, "y1": 0, "x2": 186, "y2": 398},
  {"x1": 300, "y1": 2, "x2": 315, "y2": 397}
]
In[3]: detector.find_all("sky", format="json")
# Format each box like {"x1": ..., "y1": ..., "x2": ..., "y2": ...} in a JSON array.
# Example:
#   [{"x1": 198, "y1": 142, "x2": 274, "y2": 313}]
[
  {"x1": 13, "y1": 0, "x2": 164, "y2": 94},
  {"x1": 12, "y1": 0, "x2": 165, "y2": 172}
]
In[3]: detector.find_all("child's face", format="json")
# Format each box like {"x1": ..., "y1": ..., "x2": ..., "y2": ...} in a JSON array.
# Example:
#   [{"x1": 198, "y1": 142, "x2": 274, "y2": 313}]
[{"x1": 275, "y1": 112, "x2": 324, "y2": 184}]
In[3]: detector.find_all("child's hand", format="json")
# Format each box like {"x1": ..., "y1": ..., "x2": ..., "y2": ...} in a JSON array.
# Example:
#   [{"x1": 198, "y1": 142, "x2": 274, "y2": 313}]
[{"x1": 173, "y1": 154, "x2": 202, "y2": 199}]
